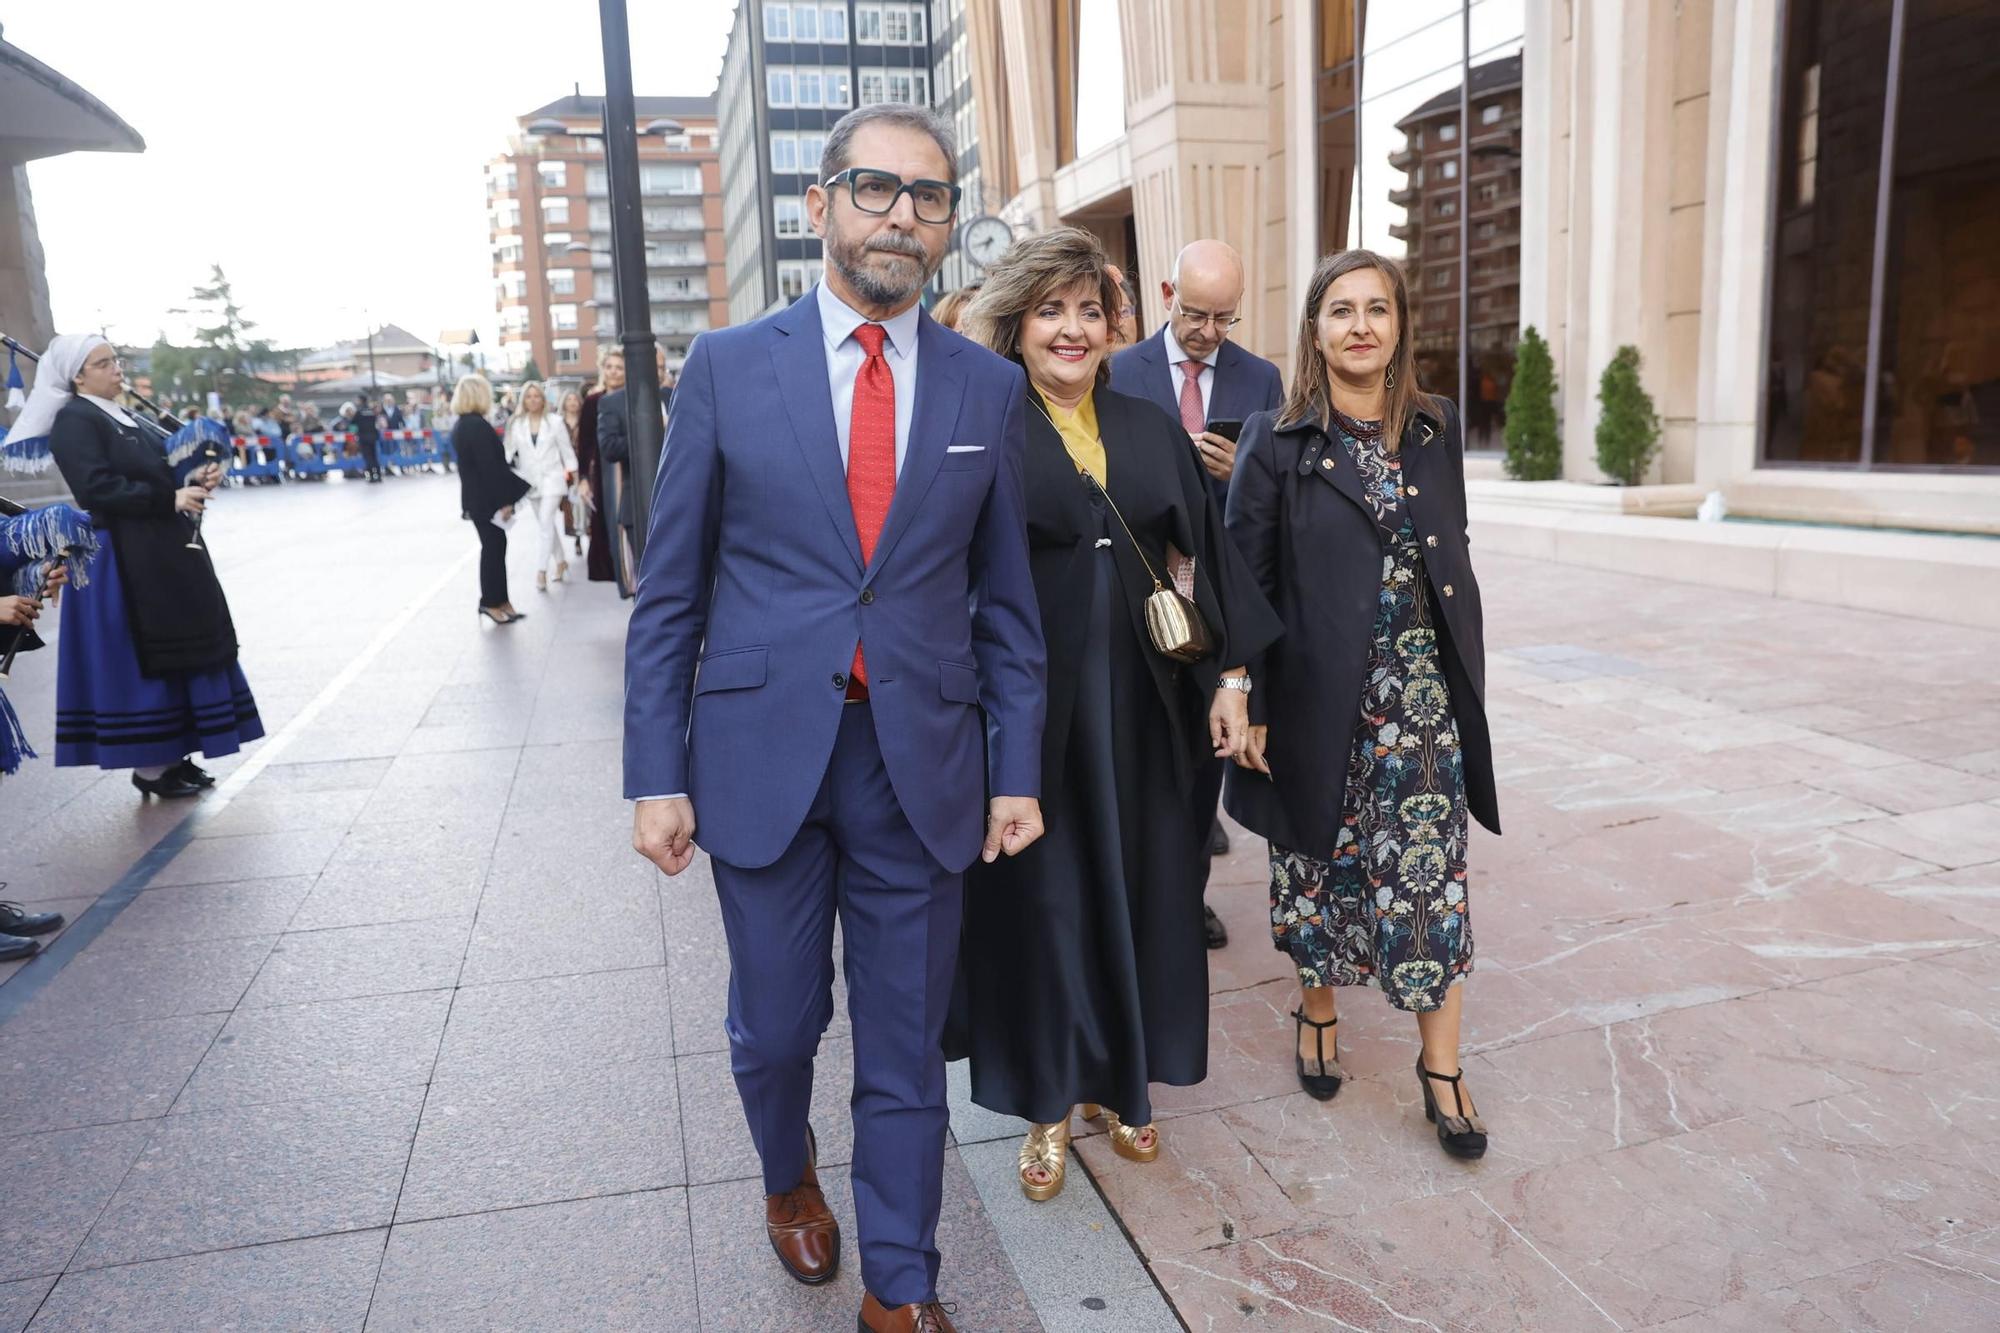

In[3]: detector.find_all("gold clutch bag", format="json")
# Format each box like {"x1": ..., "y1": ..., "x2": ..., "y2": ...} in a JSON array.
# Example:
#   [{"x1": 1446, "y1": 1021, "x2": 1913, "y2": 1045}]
[{"x1": 1143, "y1": 581, "x2": 1213, "y2": 663}]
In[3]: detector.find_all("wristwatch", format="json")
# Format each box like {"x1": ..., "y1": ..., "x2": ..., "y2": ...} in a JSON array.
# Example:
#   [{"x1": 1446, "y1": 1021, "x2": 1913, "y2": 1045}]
[{"x1": 1217, "y1": 675, "x2": 1253, "y2": 694}]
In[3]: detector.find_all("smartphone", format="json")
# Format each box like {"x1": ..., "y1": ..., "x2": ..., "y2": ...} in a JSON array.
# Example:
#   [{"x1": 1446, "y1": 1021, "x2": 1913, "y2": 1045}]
[{"x1": 1204, "y1": 419, "x2": 1244, "y2": 443}]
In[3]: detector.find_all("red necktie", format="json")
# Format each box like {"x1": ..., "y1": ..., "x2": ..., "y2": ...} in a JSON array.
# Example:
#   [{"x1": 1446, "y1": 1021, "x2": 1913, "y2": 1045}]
[
  {"x1": 1177, "y1": 360, "x2": 1206, "y2": 435},
  {"x1": 847, "y1": 322, "x2": 896, "y2": 690}
]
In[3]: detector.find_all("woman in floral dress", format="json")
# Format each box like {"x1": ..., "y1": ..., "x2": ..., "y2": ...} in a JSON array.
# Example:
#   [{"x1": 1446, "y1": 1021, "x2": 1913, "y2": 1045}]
[{"x1": 1225, "y1": 250, "x2": 1500, "y2": 1159}]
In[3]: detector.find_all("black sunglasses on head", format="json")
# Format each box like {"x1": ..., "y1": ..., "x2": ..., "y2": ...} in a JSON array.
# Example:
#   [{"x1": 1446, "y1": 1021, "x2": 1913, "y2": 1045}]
[{"x1": 824, "y1": 168, "x2": 961, "y2": 223}]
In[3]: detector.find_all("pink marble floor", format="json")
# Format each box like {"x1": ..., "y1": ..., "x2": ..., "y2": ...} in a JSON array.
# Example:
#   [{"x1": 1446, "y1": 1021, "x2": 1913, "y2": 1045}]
[{"x1": 1099, "y1": 553, "x2": 2000, "y2": 1330}]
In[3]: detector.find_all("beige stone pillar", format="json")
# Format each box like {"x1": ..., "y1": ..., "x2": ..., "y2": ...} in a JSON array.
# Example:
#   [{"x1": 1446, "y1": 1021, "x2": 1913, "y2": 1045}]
[
  {"x1": 1119, "y1": 0, "x2": 1283, "y2": 359},
  {"x1": 993, "y1": 0, "x2": 1062, "y2": 230}
]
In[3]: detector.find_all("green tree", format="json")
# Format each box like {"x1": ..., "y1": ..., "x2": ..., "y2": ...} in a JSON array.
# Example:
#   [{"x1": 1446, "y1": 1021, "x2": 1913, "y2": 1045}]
[
  {"x1": 1502, "y1": 325, "x2": 1561, "y2": 480},
  {"x1": 1594, "y1": 344, "x2": 1661, "y2": 486},
  {"x1": 174, "y1": 264, "x2": 274, "y2": 381},
  {"x1": 522, "y1": 356, "x2": 544, "y2": 382}
]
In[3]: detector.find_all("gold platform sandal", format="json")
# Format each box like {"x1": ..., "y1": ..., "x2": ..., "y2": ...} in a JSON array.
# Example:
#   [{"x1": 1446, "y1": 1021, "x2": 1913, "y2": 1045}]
[
  {"x1": 1018, "y1": 1118, "x2": 1072, "y2": 1201},
  {"x1": 1079, "y1": 1104, "x2": 1160, "y2": 1163}
]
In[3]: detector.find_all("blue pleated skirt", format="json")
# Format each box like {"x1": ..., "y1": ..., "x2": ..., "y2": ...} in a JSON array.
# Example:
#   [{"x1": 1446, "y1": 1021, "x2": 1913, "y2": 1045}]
[{"x1": 55, "y1": 528, "x2": 264, "y2": 770}]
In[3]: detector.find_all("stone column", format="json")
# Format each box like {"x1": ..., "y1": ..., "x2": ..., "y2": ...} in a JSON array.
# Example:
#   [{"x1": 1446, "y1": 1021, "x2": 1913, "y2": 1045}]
[
  {"x1": 992, "y1": 0, "x2": 1062, "y2": 230},
  {"x1": 1119, "y1": 0, "x2": 1282, "y2": 353}
]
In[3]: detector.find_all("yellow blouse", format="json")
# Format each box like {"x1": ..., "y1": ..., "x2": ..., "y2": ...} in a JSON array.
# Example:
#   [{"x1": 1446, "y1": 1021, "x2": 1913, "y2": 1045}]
[{"x1": 1045, "y1": 393, "x2": 1107, "y2": 487}]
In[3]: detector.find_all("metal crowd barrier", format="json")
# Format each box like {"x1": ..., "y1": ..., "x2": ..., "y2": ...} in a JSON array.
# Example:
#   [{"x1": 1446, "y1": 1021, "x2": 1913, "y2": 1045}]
[
  {"x1": 229, "y1": 435, "x2": 285, "y2": 483},
  {"x1": 378, "y1": 428, "x2": 447, "y2": 472},
  {"x1": 287, "y1": 432, "x2": 363, "y2": 478}
]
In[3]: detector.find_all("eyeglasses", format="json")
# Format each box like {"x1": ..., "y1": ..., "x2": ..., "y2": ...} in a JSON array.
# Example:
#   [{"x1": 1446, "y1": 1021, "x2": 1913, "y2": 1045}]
[
  {"x1": 824, "y1": 168, "x2": 961, "y2": 224},
  {"x1": 1171, "y1": 300, "x2": 1243, "y2": 333},
  {"x1": 82, "y1": 354, "x2": 123, "y2": 372}
]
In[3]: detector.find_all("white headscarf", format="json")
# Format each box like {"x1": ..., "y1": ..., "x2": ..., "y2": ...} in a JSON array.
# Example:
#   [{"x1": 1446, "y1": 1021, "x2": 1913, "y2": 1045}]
[{"x1": 9, "y1": 333, "x2": 107, "y2": 442}]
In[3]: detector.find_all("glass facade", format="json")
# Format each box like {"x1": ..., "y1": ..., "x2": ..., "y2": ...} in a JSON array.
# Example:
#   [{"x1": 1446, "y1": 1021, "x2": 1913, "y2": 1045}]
[
  {"x1": 1318, "y1": 1, "x2": 1523, "y2": 451},
  {"x1": 1766, "y1": 0, "x2": 2000, "y2": 470}
]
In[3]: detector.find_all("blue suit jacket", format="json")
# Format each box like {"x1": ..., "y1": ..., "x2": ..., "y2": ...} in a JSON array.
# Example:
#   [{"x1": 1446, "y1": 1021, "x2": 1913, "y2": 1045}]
[
  {"x1": 623, "y1": 292, "x2": 1046, "y2": 873},
  {"x1": 1108, "y1": 328, "x2": 1285, "y2": 511}
]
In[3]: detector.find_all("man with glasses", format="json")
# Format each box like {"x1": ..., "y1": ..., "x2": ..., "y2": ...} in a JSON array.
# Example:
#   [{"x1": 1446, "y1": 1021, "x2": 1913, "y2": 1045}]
[
  {"x1": 625, "y1": 103, "x2": 1044, "y2": 1333},
  {"x1": 1110, "y1": 237, "x2": 1283, "y2": 947}
]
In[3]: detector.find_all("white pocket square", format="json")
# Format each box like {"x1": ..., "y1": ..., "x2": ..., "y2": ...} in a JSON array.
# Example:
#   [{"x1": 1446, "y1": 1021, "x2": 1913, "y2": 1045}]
[{"x1": 946, "y1": 444, "x2": 985, "y2": 453}]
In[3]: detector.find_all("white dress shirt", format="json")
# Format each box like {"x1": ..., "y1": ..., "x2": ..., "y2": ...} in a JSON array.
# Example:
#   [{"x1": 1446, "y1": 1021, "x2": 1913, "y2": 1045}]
[
  {"x1": 816, "y1": 280, "x2": 920, "y2": 477},
  {"x1": 81, "y1": 393, "x2": 139, "y2": 428},
  {"x1": 632, "y1": 283, "x2": 925, "y2": 806},
  {"x1": 1161, "y1": 326, "x2": 1219, "y2": 424}
]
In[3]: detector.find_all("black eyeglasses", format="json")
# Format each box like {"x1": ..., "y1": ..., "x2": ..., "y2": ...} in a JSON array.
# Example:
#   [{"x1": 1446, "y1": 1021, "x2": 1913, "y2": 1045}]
[{"x1": 824, "y1": 168, "x2": 961, "y2": 224}]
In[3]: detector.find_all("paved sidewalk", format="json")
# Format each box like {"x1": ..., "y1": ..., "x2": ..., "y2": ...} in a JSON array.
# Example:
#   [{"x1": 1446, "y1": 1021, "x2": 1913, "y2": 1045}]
[{"x1": 2, "y1": 472, "x2": 1998, "y2": 1329}]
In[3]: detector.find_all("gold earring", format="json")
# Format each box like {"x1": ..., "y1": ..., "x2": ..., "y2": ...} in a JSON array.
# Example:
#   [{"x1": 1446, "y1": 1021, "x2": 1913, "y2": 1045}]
[{"x1": 1385, "y1": 365, "x2": 1397, "y2": 391}]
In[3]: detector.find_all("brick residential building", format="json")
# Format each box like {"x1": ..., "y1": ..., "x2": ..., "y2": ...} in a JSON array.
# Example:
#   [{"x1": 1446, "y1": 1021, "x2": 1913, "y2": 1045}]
[{"x1": 486, "y1": 93, "x2": 726, "y2": 381}]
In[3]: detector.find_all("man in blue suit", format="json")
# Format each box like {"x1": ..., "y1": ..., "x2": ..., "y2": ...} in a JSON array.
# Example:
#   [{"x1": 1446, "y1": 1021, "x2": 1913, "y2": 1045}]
[
  {"x1": 625, "y1": 104, "x2": 1045, "y2": 1333},
  {"x1": 1108, "y1": 238, "x2": 1283, "y2": 949}
]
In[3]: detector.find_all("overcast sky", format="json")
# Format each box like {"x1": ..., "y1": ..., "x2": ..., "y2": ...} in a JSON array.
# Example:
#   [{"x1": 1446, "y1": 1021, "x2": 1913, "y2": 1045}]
[{"x1": 12, "y1": 0, "x2": 736, "y2": 352}]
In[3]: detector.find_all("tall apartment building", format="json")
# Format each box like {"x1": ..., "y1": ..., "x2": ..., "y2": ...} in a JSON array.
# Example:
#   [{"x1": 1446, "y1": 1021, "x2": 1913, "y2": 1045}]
[
  {"x1": 717, "y1": 1, "x2": 975, "y2": 322},
  {"x1": 486, "y1": 94, "x2": 727, "y2": 381}
]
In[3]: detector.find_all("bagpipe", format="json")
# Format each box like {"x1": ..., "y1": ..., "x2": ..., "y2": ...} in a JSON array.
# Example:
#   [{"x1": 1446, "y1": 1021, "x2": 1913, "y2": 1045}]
[
  {"x1": 0, "y1": 495, "x2": 98, "y2": 772},
  {"x1": 1, "y1": 333, "x2": 231, "y2": 548}
]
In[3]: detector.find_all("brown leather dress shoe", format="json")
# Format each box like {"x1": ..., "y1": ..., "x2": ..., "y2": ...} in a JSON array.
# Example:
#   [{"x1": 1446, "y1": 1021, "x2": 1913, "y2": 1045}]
[
  {"x1": 858, "y1": 1291, "x2": 958, "y2": 1332},
  {"x1": 766, "y1": 1131, "x2": 839, "y2": 1285}
]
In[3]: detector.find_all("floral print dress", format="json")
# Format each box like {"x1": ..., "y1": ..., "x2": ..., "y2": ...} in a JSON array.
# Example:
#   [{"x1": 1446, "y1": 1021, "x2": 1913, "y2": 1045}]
[{"x1": 1268, "y1": 417, "x2": 1474, "y2": 1013}]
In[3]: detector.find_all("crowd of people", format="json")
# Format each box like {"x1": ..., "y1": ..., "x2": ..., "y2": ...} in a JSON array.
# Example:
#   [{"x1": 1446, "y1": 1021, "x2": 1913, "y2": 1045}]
[
  {"x1": 623, "y1": 103, "x2": 1495, "y2": 1333},
  {"x1": 2, "y1": 98, "x2": 1494, "y2": 1333}
]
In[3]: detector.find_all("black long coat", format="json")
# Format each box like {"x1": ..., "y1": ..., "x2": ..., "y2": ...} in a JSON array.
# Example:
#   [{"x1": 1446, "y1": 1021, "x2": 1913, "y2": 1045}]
[
  {"x1": 1223, "y1": 399, "x2": 1499, "y2": 860},
  {"x1": 950, "y1": 386, "x2": 1282, "y2": 1122},
  {"x1": 452, "y1": 414, "x2": 530, "y2": 521},
  {"x1": 49, "y1": 398, "x2": 239, "y2": 676}
]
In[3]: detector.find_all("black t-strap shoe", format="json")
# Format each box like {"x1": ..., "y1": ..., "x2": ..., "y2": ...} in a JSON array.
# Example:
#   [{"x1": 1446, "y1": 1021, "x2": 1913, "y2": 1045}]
[
  {"x1": 1417, "y1": 1057, "x2": 1488, "y2": 1159},
  {"x1": 1293, "y1": 1009, "x2": 1344, "y2": 1101}
]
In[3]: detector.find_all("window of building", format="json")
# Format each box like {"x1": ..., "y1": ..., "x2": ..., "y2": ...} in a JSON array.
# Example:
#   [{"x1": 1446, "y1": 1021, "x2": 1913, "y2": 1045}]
[
  {"x1": 764, "y1": 5, "x2": 790, "y2": 39},
  {"x1": 860, "y1": 71, "x2": 887, "y2": 105},
  {"x1": 797, "y1": 69, "x2": 823, "y2": 106},
  {"x1": 548, "y1": 268, "x2": 576, "y2": 296},
  {"x1": 585, "y1": 165, "x2": 608, "y2": 197},
  {"x1": 644, "y1": 204, "x2": 705, "y2": 230},
  {"x1": 1440, "y1": 158, "x2": 1458, "y2": 179},
  {"x1": 493, "y1": 200, "x2": 521, "y2": 230},
  {"x1": 541, "y1": 197, "x2": 570, "y2": 225},
  {"x1": 545, "y1": 232, "x2": 572, "y2": 247},
  {"x1": 887, "y1": 71, "x2": 913, "y2": 103},
  {"x1": 593, "y1": 271, "x2": 616, "y2": 302},
  {"x1": 553, "y1": 339, "x2": 582, "y2": 366},
  {"x1": 856, "y1": 6, "x2": 881, "y2": 41},
  {"x1": 772, "y1": 135, "x2": 798, "y2": 172},
  {"x1": 774, "y1": 197, "x2": 804, "y2": 237},
  {"x1": 883, "y1": 7, "x2": 911, "y2": 42},
  {"x1": 538, "y1": 160, "x2": 568, "y2": 190},
  {"x1": 551, "y1": 304, "x2": 579, "y2": 332},
  {"x1": 1481, "y1": 103, "x2": 1503, "y2": 125},
  {"x1": 640, "y1": 163, "x2": 702, "y2": 195},
  {"x1": 495, "y1": 238, "x2": 524, "y2": 264},
  {"x1": 768, "y1": 68, "x2": 795, "y2": 106},
  {"x1": 778, "y1": 260, "x2": 810, "y2": 301},
  {"x1": 822, "y1": 5, "x2": 847, "y2": 41},
  {"x1": 1438, "y1": 122, "x2": 1457, "y2": 142},
  {"x1": 825, "y1": 68, "x2": 851, "y2": 107},
  {"x1": 800, "y1": 133, "x2": 826, "y2": 175},
  {"x1": 1435, "y1": 196, "x2": 1457, "y2": 218},
  {"x1": 588, "y1": 200, "x2": 612, "y2": 230},
  {"x1": 1431, "y1": 267, "x2": 1452, "y2": 289},
  {"x1": 489, "y1": 165, "x2": 517, "y2": 194},
  {"x1": 792, "y1": 4, "x2": 818, "y2": 40},
  {"x1": 1476, "y1": 180, "x2": 1500, "y2": 201},
  {"x1": 501, "y1": 271, "x2": 528, "y2": 298}
]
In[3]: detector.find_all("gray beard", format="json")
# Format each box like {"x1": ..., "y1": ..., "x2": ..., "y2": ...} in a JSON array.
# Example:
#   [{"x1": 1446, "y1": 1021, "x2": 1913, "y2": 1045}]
[{"x1": 828, "y1": 230, "x2": 931, "y2": 308}]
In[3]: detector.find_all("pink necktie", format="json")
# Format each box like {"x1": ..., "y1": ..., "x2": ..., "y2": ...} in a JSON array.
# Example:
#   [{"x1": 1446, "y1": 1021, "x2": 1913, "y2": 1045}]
[
  {"x1": 846, "y1": 323, "x2": 896, "y2": 690},
  {"x1": 1177, "y1": 360, "x2": 1205, "y2": 435}
]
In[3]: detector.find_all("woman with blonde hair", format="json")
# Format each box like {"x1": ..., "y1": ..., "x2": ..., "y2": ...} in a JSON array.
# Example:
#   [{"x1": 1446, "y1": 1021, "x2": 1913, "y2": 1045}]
[
  {"x1": 450, "y1": 374, "x2": 531, "y2": 624},
  {"x1": 502, "y1": 381, "x2": 577, "y2": 591},
  {"x1": 946, "y1": 227, "x2": 1280, "y2": 1200},
  {"x1": 1226, "y1": 249, "x2": 1498, "y2": 1158}
]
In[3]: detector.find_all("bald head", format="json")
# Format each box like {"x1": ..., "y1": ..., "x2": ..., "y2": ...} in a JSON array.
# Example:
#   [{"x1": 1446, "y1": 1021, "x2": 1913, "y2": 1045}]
[{"x1": 1163, "y1": 239, "x2": 1247, "y2": 358}]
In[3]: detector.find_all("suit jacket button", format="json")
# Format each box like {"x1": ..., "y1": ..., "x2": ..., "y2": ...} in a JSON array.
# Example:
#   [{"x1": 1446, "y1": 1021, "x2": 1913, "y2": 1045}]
[
  {"x1": 859, "y1": 588, "x2": 875, "y2": 605},
  {"x1": 1426, "y1": 534, "x2": 1439, "y2": 547},
  {"x1": 1321, "y1": 459, "x2": 1334, "y2": 470},
  {"x1": 1406, "y1": 484, "x2": 1420, "y2": 496},
  {"x1": 832, "y1": 672, "x2": 847, "y2": 690},
  {"x1": 1442, "y1": 584, "x2": 1455, "y2": 597}
]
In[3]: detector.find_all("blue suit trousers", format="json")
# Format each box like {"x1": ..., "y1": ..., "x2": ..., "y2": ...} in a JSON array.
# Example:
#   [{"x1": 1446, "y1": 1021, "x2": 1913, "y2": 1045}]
[{"x1": 709, "y1": 702, "x2": 962, "y2": 1306}]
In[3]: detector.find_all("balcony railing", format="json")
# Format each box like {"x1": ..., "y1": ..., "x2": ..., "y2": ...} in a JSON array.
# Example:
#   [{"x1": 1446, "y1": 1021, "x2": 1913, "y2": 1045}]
[{"x1": 1388, "y1": 144, "x2": 1418, "y2": 172}]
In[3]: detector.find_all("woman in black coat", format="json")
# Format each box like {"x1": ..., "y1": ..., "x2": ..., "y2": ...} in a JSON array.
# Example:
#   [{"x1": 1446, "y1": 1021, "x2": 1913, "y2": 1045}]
[
  {"x1": 449, "y1": 375, "x2": 531, "y2": 624},
  {"x1": 949, "y1": 228, "x2": 1281, "y2": 1202},
  {"x1": 31, "y1": 334, "x2": 262, "y2": 799},
  {"x1": 1226, "y1": 250, "x2": 1499, "y2": 1159}
]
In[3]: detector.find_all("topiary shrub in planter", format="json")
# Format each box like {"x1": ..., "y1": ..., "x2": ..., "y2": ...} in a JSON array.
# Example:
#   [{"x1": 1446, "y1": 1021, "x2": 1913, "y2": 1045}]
[
  {"x1": 1502, "y1": 325, "x2": 1560, "y2": 480},
  {"x1": 1594, "y1": 344, "x2": 1661, "y2": 486}
]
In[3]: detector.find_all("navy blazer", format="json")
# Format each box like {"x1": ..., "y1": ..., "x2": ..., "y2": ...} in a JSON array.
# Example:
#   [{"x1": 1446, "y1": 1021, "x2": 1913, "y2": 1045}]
[
  {"x1": 1107, "y1": 327, "x2": 1285, "y2": 510},
  {"x1": 622, "y1": 292, "x2": 1047, "y2": 873}
]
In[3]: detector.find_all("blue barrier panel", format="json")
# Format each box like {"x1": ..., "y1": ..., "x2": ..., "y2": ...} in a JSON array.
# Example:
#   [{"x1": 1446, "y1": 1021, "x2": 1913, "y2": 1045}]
[
  {"x1": 378, "y1": 428, "x2": 442, "y2": 471},
  {"x1": 229, "y1": 435, "x2": 284, "y2": 483},
  {"x1": 286, "y1": 432, "x2": 361, "y2": 479}
]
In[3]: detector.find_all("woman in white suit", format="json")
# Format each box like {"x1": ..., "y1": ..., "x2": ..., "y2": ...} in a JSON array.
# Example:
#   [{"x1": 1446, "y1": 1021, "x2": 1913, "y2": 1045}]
[{"x1": 501, "y1": 381, "x2": 578, "y2": 591}]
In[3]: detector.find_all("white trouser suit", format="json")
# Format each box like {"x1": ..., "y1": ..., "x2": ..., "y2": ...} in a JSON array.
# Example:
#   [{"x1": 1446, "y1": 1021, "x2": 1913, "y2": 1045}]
[{"x1": 502, "y1": 412, "x2": 578, "y2": 580}]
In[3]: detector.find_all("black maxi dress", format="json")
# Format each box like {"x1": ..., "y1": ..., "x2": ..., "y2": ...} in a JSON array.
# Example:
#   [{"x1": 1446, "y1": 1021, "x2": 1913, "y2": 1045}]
[{"x1": 947, "y1": 386, "x2": 1281, "y2": 1126}]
